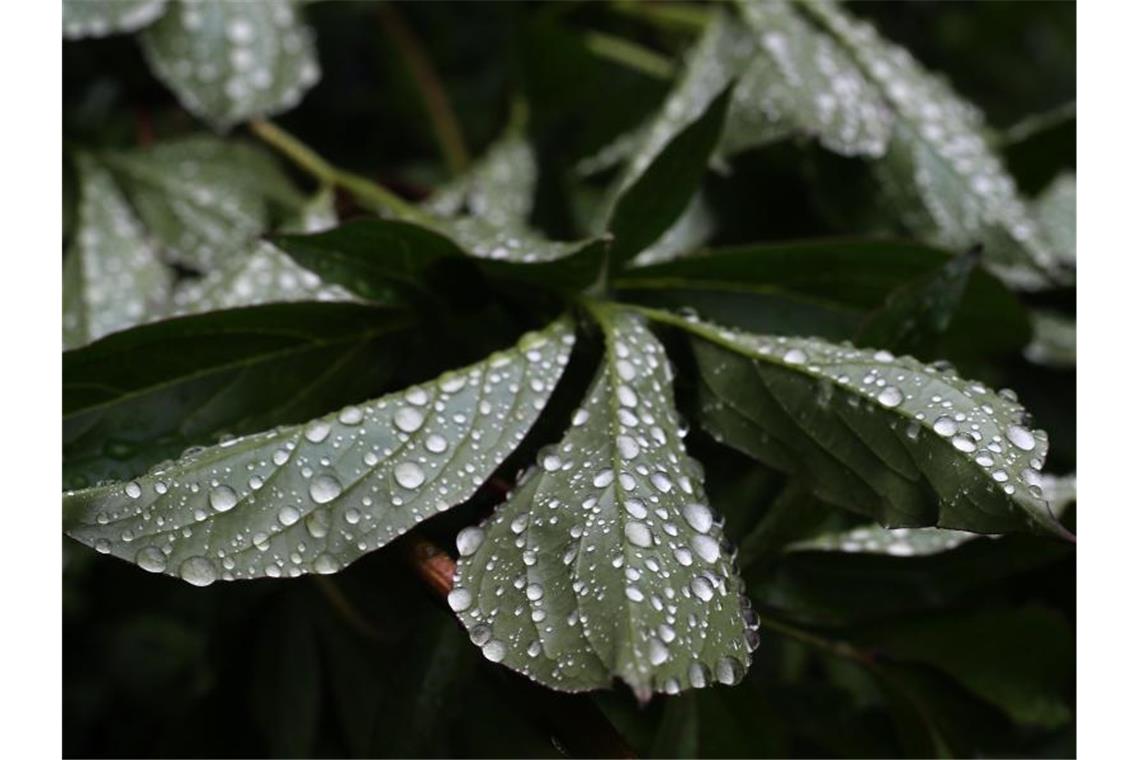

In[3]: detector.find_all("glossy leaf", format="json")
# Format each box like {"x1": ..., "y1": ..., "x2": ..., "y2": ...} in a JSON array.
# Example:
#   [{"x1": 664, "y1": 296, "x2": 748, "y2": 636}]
[
  {"x1": 631, "y1": 193, "x2": 715, "y2": 267},
  {"x1": 64, "y1": 317, "x2": 576, "y2": 585},
  {"x1": 139, "y1": 0, "x2": 320, "y2": 130},
  {"x1": 63, "y1": 155, "x2": 172, "y2": 350},
  {"x1": 64, "y1": 302, "x2": 413, "y2": 489},
  {"x1": 63, "y1": 0, "x2": 167, "y2": 39},
  {"x1": 104, "y1": 136, "x2": 303, "y2": 271},
  {"x1": 607, "y1": 87, "x2": 732, "y2": 269},
  {"x1": 649, "y1": 310, "x2": 1068, "y2": 538},
  {"x1": 804, "y1": 0, "x2": 1066, "y2": 289},
  {"x1": 451, "y1": 308, "x2": 756, "y2": 698}
]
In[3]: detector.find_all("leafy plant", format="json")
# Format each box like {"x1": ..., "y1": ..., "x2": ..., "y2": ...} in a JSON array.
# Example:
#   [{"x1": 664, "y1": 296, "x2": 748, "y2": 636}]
[{"x1": 63, "y1": 1, "x2": 1075, "y2": 757}]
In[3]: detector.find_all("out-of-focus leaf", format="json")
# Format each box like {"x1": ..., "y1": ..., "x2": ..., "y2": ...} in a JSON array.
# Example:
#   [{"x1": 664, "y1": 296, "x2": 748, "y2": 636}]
[
  {"x1": 607, "y1": 87, "x2": 732, "y2": 269},
  {"x1": 805, "y1": 0, "x2": 1067, "y2": 289},
  {"x1": 737, "y1": 485, "x2": 833, "y2": 569},
  {"x1": 631, "y1": 193, "x2": 715, "y2": 267},
  {"x1": 63, "y1": 0, "x2": 167, "y2": 39},
  {"x1": 104, "y1": 136, "x2": 303, "y2": 271},
  {"x1": 63, "y1": 317, "x2": 575, "y2": 585},
  {"x1": 63, "y1": 154, "x2": 172, "y2": 350},
  {"x1": 451, "y1": 309, "x2": 755, "y2": 698},
  {"x1": 1025, "y1": 311, "x2": 1076, "y2": 368},
  {"x1": 858, "y1": 606, "x2": 1074, "y2": 728},
  {"x1": 652, "y1": 311, "x2": 1068, "y2": 537},
  {"x1": 63, "y1": 303, "x2": 411, "y2": 488},
  {"x1": 1034, "y1": 172, "x2": 1076, "y2": 269},
  {"x1": 856, "y1": 247, "x2": 979, "y2": 357},
  {"x1": 649, "y1": 692, "x2": 699, "y2": 758},
  {"x1": 251, "y1": 593, "x2": 321, "y2": 757},
  {"x1": 424, "y1": 124, "x2": 536, "y2": 229},
  {"x1": 140, "y1": 0, "x2": 320, "y2": 130}
]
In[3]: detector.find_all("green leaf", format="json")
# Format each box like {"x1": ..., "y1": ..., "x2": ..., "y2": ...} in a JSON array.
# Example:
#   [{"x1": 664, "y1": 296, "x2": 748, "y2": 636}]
[
  {"x1": 1033, "y1": 172, "x2": 1076, "y2": 269},
  {"x1": 104, "y1": 136, "x2": 303, "y2": 271},
  {"x1": 139, "y1": 0, "x2": 320, "y2": 130},
  {"x1": 424, "y1": 125, "x2": 537, "y2": 229},
  {"x1": 64, "y1": 302, "x2": 413, "y2": 489},
  {"x1": 631, "y1": 193, "x2": 715, "y2": 267},
  {"x1": 646, "y1": 309, "x2": 1068, "y2": 538},
  {"x1": 804, "y1": 0, "x2": 1067, "y2": 289},
  {"x1": 274, "y1": 219, "x2": 608, "y2": 300},
  {"x1": 451, "y1": 308, "x2": 756, "y2": 699},
  {"x1": 858, "y1": 606, "x2": 1074, "y2": 728},
  {"x1": 251, "y1": 592, "x2": 321, "y2": 756},
  {"x1": 616, "y1": 240, "x2": 1030, "y2": 356},
  {"x1": 64, "y1": 317, "x2": 575, "y2": 585},
  {"x1": 63, "y1": 0, "x2": 167, "y2": 39},
  {"x1": 727, "y1": 0, "x2": 892, "y2": 157},
  {"x1": 1023, "y1": 310, "x2": 1075, "y2": 367},
  {"x1": 856, "y1": 246, "x2": 979, "y2": 356},
  {"x1": 63, "y1": 154, "x2": 172, "y2": 350},
  {"x1": 607, "y1": 87, "x2": 732, "y2": 269}
]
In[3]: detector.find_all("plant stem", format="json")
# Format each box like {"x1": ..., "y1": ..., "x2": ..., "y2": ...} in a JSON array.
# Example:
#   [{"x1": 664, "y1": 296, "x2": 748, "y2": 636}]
[
  {"x1": 584, "y1": 30, "x2": 676, "y2": 80},
  {"x1": 248, "y1": 118, "x2": 428, "y2": 222},
  {"x1": 760, "y1": 616, "x2": 875, "y2": 665},
  {"x1": 377, "y1": 2, "x2": 470, "y2": 176},
  {"x1": 998, "y1": 100, "x2": 1076, "y2": 148},
  {"x1": 312, "y1": 575, "x2": 385, "y2": 641},
  {"x1": 610, "y1": 0, "x2": 712, "y2": 33}
]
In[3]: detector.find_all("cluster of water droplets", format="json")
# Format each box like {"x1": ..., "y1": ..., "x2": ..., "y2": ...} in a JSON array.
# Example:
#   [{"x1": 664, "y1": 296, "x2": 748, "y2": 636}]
[
  {"x1": 141, "y1": 0, "x2": 320, "y2": 130},
  {"x1": 64, "y1": 320, "x2": 575, "y2": 586},
  {"x1": 688, "y1": 315, "x2": 1054, "y2": 527},
  {"x1": 729, "y1": 0, "x2": 891, "y2": 158},
  {"x1": 62, "y1": 0, "x2": 167, "y2": 39},
  {"x1": 450, "y1": 311, "x2": 757, "y2": 698},
  {"x1": 63, "y1": 157, "x2": 172, "y2": 349}
]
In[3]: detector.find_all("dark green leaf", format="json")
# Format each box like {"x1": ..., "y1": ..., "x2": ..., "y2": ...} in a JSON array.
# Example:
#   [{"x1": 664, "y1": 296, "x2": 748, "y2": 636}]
[
  {"x1": 63, "y1": 317, "x2": 576, "y2": 584},
  {"x1": 451, "y1": 308, "x2": 755, "y2": 698},
  {"x1": 64, "y1": 302, "x2": 411, "y2": 488}
]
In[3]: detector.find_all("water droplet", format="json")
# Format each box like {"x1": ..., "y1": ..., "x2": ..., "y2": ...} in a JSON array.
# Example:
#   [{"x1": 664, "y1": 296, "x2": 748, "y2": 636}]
[
  {"x1": 135, "y1": 546, "x2": 166, "y2": 573},
  {"x1": 345, "y1": 508, "x2": 362, "y2": 525},
  {"x1": 691, "y1": 576, "x2": 714, "y2": 601},
  {"x1": 1005, "y1": 424, "x2": 1036, "y2": 451},
  {"x1": 616, "y1": 435, "x2": 640, "y2": 460},
  {"x1": 179, "y1": 556, "x2": 217, "y2": 587},
  {"x1": 625, "y1": 521, "x2": 652, "y2": 548},
  {"x1": 304, "y1": 420, "x2": 331, "y2": 443},
  {"x1": 448, "y1": 588, "x2": 472, "y2": 612},
  {"x1": 94, "y1": 538, "x2": 111, "y2": 554},
  {"x1": 305, "y1": 509, "x2": 330, "y2": 539},
  {"x1": 878, "y1": 386, "x2": 903, "y2": 408},
  {"x1": 309, "y1": 474, "x2": 343, "y2": 504},
  {"x1": 542, "y1": 453, "x2": 562, "y2": 472},
  {"x1": 617, "y1": 385, "x2": 638, "y2": 407},
  {"x1": 650, "y1": 472, "x2": 673, "y2": 493},
  {"x1": 682, "y1": 503, "x2": 713, "y2": 533},
  {"x1": 648, "y1": 637, "x2": 669, "y2": 665},
  {"x1": 313, "y1": 553, "x2": 338, "y2": 574},
  {"x1": 572, "y1": 409, "x2": 590, "y2": 426},
  {"x1": 525, "y1": 583, "x2": 544, "y2": 601},
  {"x1": 625, "y1": 585, "x2": 645, "y2": 602},
  {"x1": 125, "y1": 481, "x2": 142, "y2": 499},
  {"x1": 394, "y1": 407, "x2": 424, "y2": 433},
  {"x1": 691, "y1": 534, "x2": 720, "y2": 563},
  {"x1": 933, "y1": 416, "x2": 958, "y2": 437},
  {"x1": 425, "y1": 434, "x2": 448, "y2": 453},
  {"x1": 482, "y1": 639, "x2": 506, "y2": 662},
  {"x1": 456, "y1": 526, "x2": 485, "y2": 556},
  {"x1": 715, "y1": 655, "x2": 745, "y2": 685},
  {"x1": 951, "y1": 435, "x2": 977, "y2": 453},
  {"x1": 208, "y1": 484, "x2": 238, "y2": 512},
  {"x1": 338, "y1": 406, "x2": 363, "y2": 425},
  {"x1": 783, "y1": 348, "x2": 807, "y2": 364},
  {"x1": 278, "y1": 505, "x2": 301, "y2": 526},
  {"x1": 689, "y1": 662, "x2": 709, "y2": 688},
  {"x1": 394, "y1": 462, "x2": 425, "y2": 489},
  {"x1": 624, "y1": 498, "x2": 648, "y2": 519},
  {"x1": 593, "y1": 469, "x2": 614, "y2": 488}
]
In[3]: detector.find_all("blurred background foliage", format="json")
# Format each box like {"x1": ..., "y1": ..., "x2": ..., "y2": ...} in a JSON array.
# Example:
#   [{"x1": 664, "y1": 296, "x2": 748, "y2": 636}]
[{"x1": 63, "y1": 1, "x2": 1074, "y2": 757}]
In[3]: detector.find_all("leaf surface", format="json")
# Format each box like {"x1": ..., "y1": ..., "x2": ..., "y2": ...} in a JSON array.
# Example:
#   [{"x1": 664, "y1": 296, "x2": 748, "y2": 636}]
[
  {"x1": 63, "y1": 155, "x2": 172, "y2": 349},
  {"x1": 63, "y1": 0, "x2": 167, "y2": 39},
  {"x1": 648, "y1": 310, "x2": 1068, "y2": 537},
  {"x1": 140, "y1": 0, "x2": 320, "y2": 129},
  {"x1": 64, "y1": 317, "x2": 576, "y2": 585},
  {"x1": 451, "y1": 308, "x2": 756, "y2": 698}
]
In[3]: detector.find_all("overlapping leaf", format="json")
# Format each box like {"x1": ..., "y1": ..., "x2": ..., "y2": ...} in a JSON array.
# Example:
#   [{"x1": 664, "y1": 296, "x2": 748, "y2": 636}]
[
  {"x1": 64, "y1": 318, "x2": 575, "y2": 585},
  {"x1": 451, "y1": 309, "x2": 756, "y2": 698},
  {"x1": 63, "y1": 155, "x2": 172, "y2": 349},
  {"x1": 63, "y1": 0, "x2": 167, "y2": 39},
  {"x1": 140, "y1": 0, "x2": 321, "y2": 130},
  {"x1": 650, "y1": 311, "x2": 1067, "y2": 537}
]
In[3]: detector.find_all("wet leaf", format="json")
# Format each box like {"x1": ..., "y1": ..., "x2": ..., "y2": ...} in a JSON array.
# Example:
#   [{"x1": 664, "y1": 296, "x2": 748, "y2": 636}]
[
  {"x1": 139, "y1": 0, "x2": 320, "y2": 130},
  {"x1": 63, "y1": 302, "x2": 411, "y2": 488},
  {"x1": 63, "y1": 0, "x2": 167, "y2": 39},
  {"x1": 804, "y1": 0, "x2": 1067, "y2": 289},
  {"x1": 63, "y1": 317, "x2": 576, "y2": 585},
  {"x1": 451, "y1": 308, "x2": 756, "y2": 698},
  {"x1": 63, "y1": 154, "x2": 172, "y2": 350},
  {"x1": 104, "y1": 136, "x2": 303, "y2": 271},
  {"x1": 1033, "y1": 172, "x2": 1076, "y2": 269},
  {"x1": 650, "y1": 310, "x2": 1068, "y2": 538}
]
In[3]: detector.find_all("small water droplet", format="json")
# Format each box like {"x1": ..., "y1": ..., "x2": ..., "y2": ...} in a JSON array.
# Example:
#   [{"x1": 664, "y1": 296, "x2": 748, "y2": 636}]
[{"x1": 783, "y1": 348, "x2": 807, "y2": 365}]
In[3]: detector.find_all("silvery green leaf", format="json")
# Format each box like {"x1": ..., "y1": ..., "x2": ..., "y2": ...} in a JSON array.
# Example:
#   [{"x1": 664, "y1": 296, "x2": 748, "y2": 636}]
[
  {"x1": 424, "y1": 131, "x2": 537, "y2": 229},
  {"x1": 630, "y1": 193, "x2": 715, "y2": 267},
  {"x1": 1034, "y1": 173, "x2": 1075, "y2": 269},
  {"x1": 804, "y1": 0, "x2": 1065, "y2": 289},
  {"x1": 725, "y1": 0, "x2": 892, "y2": 158},
  {"x1": 1024, "y1": 311, "x2": 1075, "y2": 368},
  {"x1": 104, "y1": 136, "x2": 301, "y2": 270},
  {"x1": 63, "y1": 317, "x2": 576, "y2": 586},
  {"x1": 652, "y1": 311, "x2": 1069, "y2": 538},
  {"x1": 63, "y1": 155, "x2": 172, "y2": 350},
  {"x1": 792, "y1": 472, "x2": 1075, "y2": 557},
  {"x1": 63, "y1": 0, "x2": 167, "y2": 39},
  {"x1": 451, "y1": 309, "x2": 756, "y2": 699},
  {"x1": 140, "y1": 0, "x2": 320, "y2": 130}
]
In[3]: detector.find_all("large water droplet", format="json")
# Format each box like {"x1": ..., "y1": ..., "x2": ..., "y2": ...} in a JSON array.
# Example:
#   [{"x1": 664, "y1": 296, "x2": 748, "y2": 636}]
[
  {"x1": 425, "y1": 434, "x2": 448, "y2": 454},
  {"x1": 691, "y1": 534, "x2": 720, "y2": 563},
  {"x1": 715, "y1": 655, "x2": 745, "y2": 685},
  {"x1": 304, "y1": 420, "x2": 331, "y2": 443},
  {"x1": 1005, "y1": 424, "x2": 1036, "y2": 451},
  {"x1": 878, "y1": 386, "x2": 903, "y2": 408},
  {"x1": 278, "y1": 505, "x2": 301, "y2": 526},
  {"x1": 209, "y1": 484, "x2": 238, "y2": 512},
  {"x1": 648, "y1": 637, "x2": 669, "y2": 666},
  {"x1": 125, "y1": 481, "x2": 142, "y2": 499},
  {"x1": 313, "y1": 553, "x2": 339, "y2": 574},
  {"x1": 951, "y1": 435, "x2": 977, "y2": 453},
  {"x1": 482, "y1": 639, "x2": 506, "y2": 662},
  {"x1": 309, "y1": 474, "x2": 343, "y2": 504},
  {"x1": 616, "y1": 435, "x2": 640, "y2": 460},
  {"x1": 625, "y1": 521, "x2": 652, "y2": 548},
  {"x1": 135, "y1": 546, "x2": 167, "y2": 573},
  {"x1": 179, "y1": 556, "x2": 217, "y2": 587},
  {"x1": 456, "y1": 526, "x2": 485, "y2": 556},
  {"x1": 394, "y1": 407, "x2": 425, "y2": 433},
  {"x1": 933, "y1": 416, "x2": 958, "y2": 437},
  {"x1": 783, "y1": 348, "x2": 807, "y2": 364},
  {"x1": 682, "y1": 503, "x2": 713, "y2": 533},
  {"x1": 448, "y1": 588, "x2": 472, "y2": 612},
  {"x1": 394, "y1": 462, "x2": 425, "y2": 489}
]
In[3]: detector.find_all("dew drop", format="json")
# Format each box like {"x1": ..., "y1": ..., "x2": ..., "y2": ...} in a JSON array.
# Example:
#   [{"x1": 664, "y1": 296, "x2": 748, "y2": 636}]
[
  {"x1": 278, "y1": 505, "x2": 301, "y2": 526},
  {"x1": 932, "y1": 416, "x2": 958, "y2": 437},
  {"x1": 394, "y1": 407, "x2": 424, "y2": 433},
  {"x1": 593, "y1": 469, "x2": 614, "y2": 488},
  {"x1": 208, "y1": 484, "x2": 238, "y2": 512},
  {"x1": 682, "y1": 503, "x2": 713, "y2": 533},
  {"x1": 304, "y1": 420, "x2": 331, "y2": 443},
  {"x1": 625, "y1": 521, "x2": 652, "y2": 548},
  {"x1": 783, "y1": 348, "x2": 807, "y2": 364},
  {"x1": 482, "y1": 640, "x2": 506, "y2": 663},
  {"x1": 309, "y1": 474, "x2": 343, "y2": 504},
  {"x1": 179, "y1": 556, "x2": 217, "y2": 587},
  {"x1": 338, "y1": 406, "x2": 363, "y2": 425},
  {"x1": 313, "y1": 553, "x2": 339, "y2": 574},
  {"x1": 425, "y1": 434, "x2": 448, "y2": 454},
  {"x1": 951, "y1": 435, "x2": 977, "y2": 453},
  {"x1": 394, "y1": 462, "x2": 425, "y2": 489},
  {"x1": 456, "y1": 526, "x2": 485, "y2": 556},
  {"x1": 1005, "y1": 424, "x2": 1036, "y2": 451},
  {"x1": 648, "y1": 637, "x2": 669, "y2": 666},
  {"x1": 135, "y1": 546, "x2": 166, "y2": 573},
  {"x1": 447, "y1": 588, "x2": 472, "y2": 612},
  {"x1": 878, "y1": 386, "x2": 903, "y2": 408},
  {"x1": 715, "y1": 655, "x2": 745, "y2": 685},
  {"x1": 691, "y1": 534, "x2": 720, "y2": 564},
  {"x1": 616, "y1": 435, "x2": 640, "y2": 460},
  {"x1": 125, "y1": 481, "x2": 142, "y2": 499}
]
